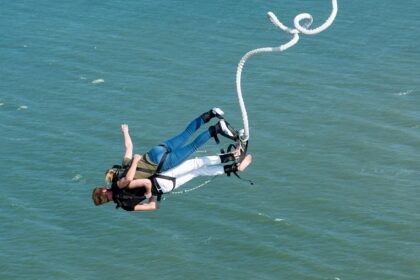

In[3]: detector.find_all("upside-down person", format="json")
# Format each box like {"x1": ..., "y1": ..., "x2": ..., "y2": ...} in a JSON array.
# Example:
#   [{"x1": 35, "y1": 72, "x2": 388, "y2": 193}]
[
  {"x1": 92, "y1": 149, "x2": 252, "y2": 212},
  {"x1": 105, "y1": 108, "x2": 239, "y2": 184}
]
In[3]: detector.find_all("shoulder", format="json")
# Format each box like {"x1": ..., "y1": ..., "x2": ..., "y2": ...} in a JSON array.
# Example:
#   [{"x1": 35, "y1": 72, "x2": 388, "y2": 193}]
[{"x1": 122, "y1": 157, "x2": 132, "y2": 167}]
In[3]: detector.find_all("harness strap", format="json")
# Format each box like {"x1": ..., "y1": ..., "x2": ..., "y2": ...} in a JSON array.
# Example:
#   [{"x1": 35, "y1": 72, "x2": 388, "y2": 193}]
[
  {"x1": 231, "y1": 171, "x2": 254, "y2": 185},
  {"x1": 155, "y1": 174, "x2": 177, "y2": 192},
  {"x1": 151, "y1": 175, "x2": 177, "y2": 193},
  {"x1": 136, "y1": 167, "x2": 156, "y2": 174},
  {"x1": 224, "y1": 140, "x2": 253, "y2": 185},
  {"x1": 150, "y1": 177, "x2": 163, "y2": 202},
  {"x1": 150, "y1": 173, "x2": 177, "y2": 202},
  {"x1": 156, "y1": 144, "x2": 171, "y2": 173}
]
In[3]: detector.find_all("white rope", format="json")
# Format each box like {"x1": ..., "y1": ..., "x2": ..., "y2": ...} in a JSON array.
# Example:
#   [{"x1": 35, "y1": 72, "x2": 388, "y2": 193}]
[
  {"x1": 170, "y1": 176, "x2": 219, "y2": 195},
  {"x1": 169, "y1": 1, "x2": 338, "y2": 197},
  {"x1": 236, "y1": 0, "x2": 338, "y2": 142}
]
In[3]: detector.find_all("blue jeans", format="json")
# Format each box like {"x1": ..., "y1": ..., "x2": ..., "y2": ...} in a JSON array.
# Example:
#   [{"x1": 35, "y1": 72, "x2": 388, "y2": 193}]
[{"x1": 146, "y1": 115, "x2": 211, "y2": 171}]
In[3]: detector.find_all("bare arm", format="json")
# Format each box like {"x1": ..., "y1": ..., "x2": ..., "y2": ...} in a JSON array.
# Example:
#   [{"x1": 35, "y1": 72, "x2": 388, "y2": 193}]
[
  {"x1": 128, "y1": 178, "x2": 153, "y2": 198},
  {"x1": 121, "y1": 124, "x2": 133, "y2": 160},
  {"x1": 116, "y1": 155, "x2": 142, "y2": 189},
  {"x1": 134, "y1": 197, "x2": 158, "y2": 211},
  {"x1": 125, "y1": 154, "x2": 141, "y2": 181}
]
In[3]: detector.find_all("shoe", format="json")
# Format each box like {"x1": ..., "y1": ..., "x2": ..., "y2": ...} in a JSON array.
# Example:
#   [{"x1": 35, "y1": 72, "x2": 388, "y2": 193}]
[
  {"x1": 217, "y1": 119, "x2": 238, "y2": 140},
  {"x1": 201, "y1": 107, "x2": 224, "y2": 123},
  {"x1": 211, "y1": 107, "x2": 224, "y2": 119},
  {"x1": 209, "y1": 119, "x2": 239, "y2": 144}
]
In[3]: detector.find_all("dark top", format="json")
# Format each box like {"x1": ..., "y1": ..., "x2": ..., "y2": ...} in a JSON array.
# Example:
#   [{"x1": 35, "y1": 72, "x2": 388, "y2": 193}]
[{"x1": 111, "y1": 182, "x2": 147, "y2": 211}]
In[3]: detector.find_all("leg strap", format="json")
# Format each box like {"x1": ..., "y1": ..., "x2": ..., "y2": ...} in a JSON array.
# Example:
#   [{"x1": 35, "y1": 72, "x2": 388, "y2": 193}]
[{"x1": 156, "y1": 144, "x2": 171, "y2": 173}]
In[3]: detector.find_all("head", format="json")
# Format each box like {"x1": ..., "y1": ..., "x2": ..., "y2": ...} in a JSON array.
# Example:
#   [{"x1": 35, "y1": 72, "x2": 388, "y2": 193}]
[
  {"x1": 92, "y1": 187, "x2": 112, "y2": 206},
  {"x1": 105, "y1": 168, "x2": 118, "y2": 184}
]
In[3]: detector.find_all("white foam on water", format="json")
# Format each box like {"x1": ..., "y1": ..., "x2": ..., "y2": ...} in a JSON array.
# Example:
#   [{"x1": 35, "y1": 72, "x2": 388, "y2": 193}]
[
  {"x1": 72, "y1": 174, "x2": 83, "y2": 181},
  {"x1": 92, "y1": 78, "x2": 104, "y2": 84},
  {"x1": 259, "y1": 213, "x2": 286, "y2": 223},
  {"x1": 394, "y1": 90, "x2": 413, "y2": 96},
  {"x1": 0, "y1": 103, "x2": 4, "y2": 106},
  {"x1": 17, "y1": 105, "x2": 28, "y2": 110}
]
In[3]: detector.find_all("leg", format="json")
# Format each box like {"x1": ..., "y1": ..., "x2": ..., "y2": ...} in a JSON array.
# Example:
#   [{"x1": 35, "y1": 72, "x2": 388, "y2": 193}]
[
  {"x1": 162, "y1": 115, "x2": 205, "y2": 150},
  {"x1": 162, "y1": 108, "x2": 224, "y2": 150},
  {"x1": 160, "y1": 130, "x2": 213, "y2": 171},
  {"x1": 147, "y1": 115, "x2": 206, "y2": 165},
  {"x1": 156, "y1": 156, "x2": 223, "y2": 193},
  {"x1": 160, "y1": 156, "x2": 222, "y2": 179},
  {"x1": 171, "y1": 165, "x2": 225, "y2": 190}
]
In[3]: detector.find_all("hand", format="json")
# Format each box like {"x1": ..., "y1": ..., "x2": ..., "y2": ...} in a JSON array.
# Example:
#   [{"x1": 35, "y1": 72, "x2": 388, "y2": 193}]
[
  {"x1": 145, "y1": 192, "x2": 152, "y2": 199},
  {"x1": 121, "y1": 124, "x2": 129, "y2": 134},
  {"x1": 133, "y1": 154, "x2": 142, "y2": 161}
]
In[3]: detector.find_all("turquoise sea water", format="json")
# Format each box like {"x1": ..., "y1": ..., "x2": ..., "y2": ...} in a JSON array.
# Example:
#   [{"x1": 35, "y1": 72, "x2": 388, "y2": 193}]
[{"x1": 1, "y1": 0, "x2": 419, "y2": 279}]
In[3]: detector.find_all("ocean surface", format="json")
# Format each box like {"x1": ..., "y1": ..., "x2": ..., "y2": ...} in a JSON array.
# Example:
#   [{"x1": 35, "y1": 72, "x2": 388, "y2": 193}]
[{"x1": 1, "y1": 0, "x2": 419, "y2": 279}]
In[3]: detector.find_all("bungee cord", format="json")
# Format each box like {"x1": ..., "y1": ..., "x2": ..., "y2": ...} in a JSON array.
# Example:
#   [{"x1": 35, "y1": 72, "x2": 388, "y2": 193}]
[
  {"x1": 170, "y1": 1, "x2": 339, "y2": 196},
  {"x1": 170, "y1": 176, "x2": 218, "y2": 195},
  {"x1": 236, "y1": 0, "x2": 338, "y2": 142}
]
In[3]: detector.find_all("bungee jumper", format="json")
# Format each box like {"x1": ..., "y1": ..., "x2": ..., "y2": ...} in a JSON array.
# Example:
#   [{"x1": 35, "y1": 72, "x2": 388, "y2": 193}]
[
  {"x1": 92, "y1": 0, "x2": 339, "y2": 212},
  {"x1": 92, "y1": 107, "x2": 251, "y2": 211},
  {"x1": 105, "y1": 107, "x2": 241, "y2": 184},
  {"x1": 92, "y1": 151, "x2": 252, "y2": 211}
]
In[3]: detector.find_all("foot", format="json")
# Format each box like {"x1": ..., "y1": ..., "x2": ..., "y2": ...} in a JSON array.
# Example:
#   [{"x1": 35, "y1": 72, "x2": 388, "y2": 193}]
[
  {"x1": 211, "y1": 107, "x2": 224, "y2": 119},
  {"x1": 201, "y1": 107, "x2": 224, "y2": 123},
  {"x1": 219, "y1": 119, "x2": 236, "y2": 139},
  {"x1": 237, "y1": 154, "x2": 252, "y2": 172}
]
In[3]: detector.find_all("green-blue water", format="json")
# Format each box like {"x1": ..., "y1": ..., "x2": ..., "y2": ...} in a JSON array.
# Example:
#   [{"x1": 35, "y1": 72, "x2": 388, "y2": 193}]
[{"x1": 1, "y1": 1, "x2": 419, "y2": 279}]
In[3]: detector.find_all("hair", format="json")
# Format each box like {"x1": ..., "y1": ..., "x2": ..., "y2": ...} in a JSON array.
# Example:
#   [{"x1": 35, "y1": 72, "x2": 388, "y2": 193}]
[
  {"x1": 92, "y1": 187, "x2": 111, "y2": 206},
  {"x1": 105, "y1": 169, "x2": 117, "y2": 184}
]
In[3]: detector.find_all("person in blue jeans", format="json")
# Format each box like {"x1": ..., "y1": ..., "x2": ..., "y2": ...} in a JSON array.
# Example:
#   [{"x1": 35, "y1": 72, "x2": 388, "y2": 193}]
[{"x1": 105, "y1": 108, "x2": 239, "y2": 183}]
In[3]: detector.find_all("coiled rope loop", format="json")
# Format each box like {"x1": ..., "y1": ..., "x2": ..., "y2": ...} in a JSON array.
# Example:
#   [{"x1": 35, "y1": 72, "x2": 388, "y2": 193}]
[{"x1": 236, "y1": 0, "x2": 338, "y2": 142}]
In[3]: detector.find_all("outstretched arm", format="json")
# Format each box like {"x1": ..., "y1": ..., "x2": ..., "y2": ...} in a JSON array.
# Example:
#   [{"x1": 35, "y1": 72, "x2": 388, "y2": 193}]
[
  {"x1": 125, "y1": 154, "x2": 141, "y2": 181},
  {"x1": 121, "y1": 124, "x2": 133, "y2": 160}
]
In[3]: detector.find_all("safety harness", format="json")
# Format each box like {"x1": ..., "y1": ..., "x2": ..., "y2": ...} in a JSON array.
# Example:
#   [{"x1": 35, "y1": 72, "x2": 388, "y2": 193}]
[
  {"x1": 221, "y1": 139, "x2": 254, "y2": 185},
  {"x1": 110, "y1": 144, "x2": 171, "y2": 181},
  {"x1": 150, "y1": 173, "x2": 177, "y2": 201},
  {"x1": 110, "y1": 144, "x2": 173, "y2": 208},
  {"x1": 111, "y1": 182, "x2": 147, "y2": 211}
]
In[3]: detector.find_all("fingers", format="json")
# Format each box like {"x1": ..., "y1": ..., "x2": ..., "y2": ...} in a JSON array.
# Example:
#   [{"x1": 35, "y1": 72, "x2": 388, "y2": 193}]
[{"x1": 121, "y1": 124, "x2": 129, "y2": 132}]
